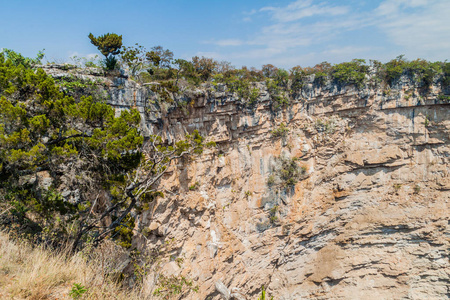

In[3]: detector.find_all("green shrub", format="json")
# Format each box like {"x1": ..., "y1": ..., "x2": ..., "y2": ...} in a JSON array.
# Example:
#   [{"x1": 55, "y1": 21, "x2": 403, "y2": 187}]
[
  {"x1": 393, "y1": 184, "x2": 402, "y2": 193},
  {"x1": 380, "y1": 56, "x2": 443, "y2": 86},
  {"x1": 258, "y1": 285, "x2": 274, "y2": 300},
  {"x1": 332, "y1": 59, "x2": 368, "y2": 88},
  {"x1": 189, "y1": 181, "x2": 200, "y2": 191},
  {"x1": 153, "y1": 274, "x2": 198, "y2": 298},
  {"x1": 69, "y1": 283, "x2": 87, "y2": 299},
  {"x1": 271, "y1": 123, "x2": 289, "y2": 138}
]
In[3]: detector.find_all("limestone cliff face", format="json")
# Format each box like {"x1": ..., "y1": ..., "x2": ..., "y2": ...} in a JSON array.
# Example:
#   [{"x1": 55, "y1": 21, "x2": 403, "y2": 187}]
[{"x1": 45, "y1": 65, "x2": 449, "y2": 299}]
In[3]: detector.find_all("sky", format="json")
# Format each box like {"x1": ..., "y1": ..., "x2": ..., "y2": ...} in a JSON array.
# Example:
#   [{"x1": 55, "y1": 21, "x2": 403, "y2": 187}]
[{"x1": 1, "y1": 0, "x2": 449, "y2": 69}]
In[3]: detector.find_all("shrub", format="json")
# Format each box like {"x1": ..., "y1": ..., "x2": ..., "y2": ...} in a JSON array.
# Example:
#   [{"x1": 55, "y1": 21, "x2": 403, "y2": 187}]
[
  {"x1": 332, "y1": 59, "x2": 368, "y2": 88},
  {"x1": 271, "y1": 123, "x2": 289, "y2": 138},
  {"x1": 189, "y1": 181, "x2": 200, "y2": 191},
  {"x1": 268, "y1": 156, "x2": 306, "y2": 188},
  {"x1": 258, "y1": 285, "x2": 274, "y2": 300},
  {"x1": 393, "y1": 184, "x2": 402, "y2": 193},
  {"x1": 70, "y1": 283, "x2": 87, "y2": 299}
]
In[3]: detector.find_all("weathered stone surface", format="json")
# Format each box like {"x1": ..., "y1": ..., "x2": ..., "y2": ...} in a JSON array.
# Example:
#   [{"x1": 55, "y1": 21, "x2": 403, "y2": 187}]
[{"x1": 45, "y1": 66, "x2": 449, "y2": 299}]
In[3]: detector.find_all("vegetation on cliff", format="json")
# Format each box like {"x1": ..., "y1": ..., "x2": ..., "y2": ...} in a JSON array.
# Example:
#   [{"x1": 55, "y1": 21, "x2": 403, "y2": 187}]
[
  {"x1": 0, "y1": 50, "x2": 214, "y2": 254},
  {"x1": 85, "y1": 34, "x2": 450, "y2": 111}
]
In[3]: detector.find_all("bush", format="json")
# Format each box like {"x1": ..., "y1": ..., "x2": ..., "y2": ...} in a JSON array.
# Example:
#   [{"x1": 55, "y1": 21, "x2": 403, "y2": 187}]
[
  {"x1": 70, "y1": 283, "x2": 87, "y2": 299},
  {"x1": 332, "y1": 59, "x2": 368, "y2": 87},
  {"x1": 268, "y1": 156, "x2": 306, "y2": 188},
  {"x1": 271, "y1": 123, "x2": 289, "y2": 138}
]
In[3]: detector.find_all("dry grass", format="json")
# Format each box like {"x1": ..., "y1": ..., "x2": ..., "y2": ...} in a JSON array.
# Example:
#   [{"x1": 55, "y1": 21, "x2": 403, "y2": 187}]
[{"x1": 0, "y1": 231, "x2": 144, "y2": 300}]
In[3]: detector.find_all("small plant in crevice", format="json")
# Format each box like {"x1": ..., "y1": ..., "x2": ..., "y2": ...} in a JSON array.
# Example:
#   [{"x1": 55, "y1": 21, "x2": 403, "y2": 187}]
[
  {"x1": 271, "y1": 122, "x2": 290, "y2": 138},
  {"x1": 245, "y1": 190, "x2": 253, "y2": 199},
  {"x1": 153, "y1": 274, "x2": 199, "y2": 299},
  {"x1": 393, "y1": 184, "x2": 402, "y2": 193},
  {"x1": 413, "y1": 184, "x2": 421, "y2": 194},
  {"x1": 279, "y1": 156, "x2": 305, "y2": 187},
  {"x1": 269, "y1": 205, "x2": 279, "y2": 225},
  {"x1": 424, "y1": 115, "x2": 431, "y2": 127},
  {"x1": 258, "y1": 285, "x2": 274, "y2": 300},
  {"x1": 438, "y1": 94, "x2": 450, "y2": 103},
  {"x1": 315, "y1": 118, "x2": 336, "y2": 134},
  {"x1": 189, "y1": 181, "x2": 200, "y2": 191},
  {"x1": 267, "y1": 155, "x2": 307, "y2": 188}
]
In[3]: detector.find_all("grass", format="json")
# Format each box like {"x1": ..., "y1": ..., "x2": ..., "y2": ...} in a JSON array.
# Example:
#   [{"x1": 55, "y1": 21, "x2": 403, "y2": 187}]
[{"x1": 0, "y1": 231, "x2": 143, "y2": 300}]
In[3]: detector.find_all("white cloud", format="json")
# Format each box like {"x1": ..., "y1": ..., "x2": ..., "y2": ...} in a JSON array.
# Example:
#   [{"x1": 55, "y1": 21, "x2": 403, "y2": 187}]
[
  {"x1": 210, "y1": 0, "x2": 450, "y2": 67},
  {"x1": 260, "y1": 0, "x2": 349, "y2": 23},
  {"x1": 375, "y1": 0, "x2": 450, "y2": 58}
]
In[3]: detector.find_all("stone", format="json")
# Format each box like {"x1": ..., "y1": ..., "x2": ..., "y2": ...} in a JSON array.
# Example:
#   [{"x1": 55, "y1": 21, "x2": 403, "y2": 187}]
[{"x1": 43, "y1": 65, "x2": 450, "y2": 300}]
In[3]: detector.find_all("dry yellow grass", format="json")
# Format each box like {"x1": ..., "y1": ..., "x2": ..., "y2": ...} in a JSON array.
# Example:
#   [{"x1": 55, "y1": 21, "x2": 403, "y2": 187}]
[{"x1": 0, "y1": 231, "x2": 144, "y2": 300}]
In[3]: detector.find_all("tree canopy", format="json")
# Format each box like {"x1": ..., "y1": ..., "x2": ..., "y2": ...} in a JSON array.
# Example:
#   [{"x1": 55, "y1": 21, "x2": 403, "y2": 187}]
[
  {"x1": 88, "y1": 33, "x2": 122, "y2": 58},
  {"x1": 0, "y1": 51, "x2": 214, "y2": 251}
]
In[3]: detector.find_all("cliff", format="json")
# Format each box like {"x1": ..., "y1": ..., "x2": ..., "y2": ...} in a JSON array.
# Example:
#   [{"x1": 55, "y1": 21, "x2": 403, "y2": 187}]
[{"x1": 44, "y1": 65, "x2": 449, "y2": 299}]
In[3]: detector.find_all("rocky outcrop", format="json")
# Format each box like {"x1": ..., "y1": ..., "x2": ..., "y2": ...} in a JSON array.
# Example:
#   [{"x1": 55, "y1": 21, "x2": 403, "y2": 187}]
[{"x1": 45, "y1": 65, "x2": 449, "y2": 299}]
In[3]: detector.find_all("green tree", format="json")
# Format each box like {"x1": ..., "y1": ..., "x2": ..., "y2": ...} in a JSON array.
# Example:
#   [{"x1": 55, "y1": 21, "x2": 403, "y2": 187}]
[
  {"x1": 88, "y1": 33, "x2": 122, "y2": 70},
  {"x1": 1, "y1": 48, "x2": 45, "y2": 68},
  {"x1": 120, "y1": 43, "x2": 148, "y2": 78},
  {"x1": 0, "y1": 51, "x2": 214, "y2": 252}
]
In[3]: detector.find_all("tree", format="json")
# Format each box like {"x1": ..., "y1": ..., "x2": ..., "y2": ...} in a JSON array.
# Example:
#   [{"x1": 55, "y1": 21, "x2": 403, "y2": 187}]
[
  {"x1": 120, "y1": 43, "x2": 148, "y2": 78},
  {"x1": 88, "y1": 33, "x2": 122, "y2": 70},
  {"x1": 1, "y1": 48, "x2": 45, "y2": 68},
  {"x1": 148, "y1": 46, "x2": 173, "y2": 69},
  {"x1": 0, "y1": 51, "x2": 214, "y2": 252}
]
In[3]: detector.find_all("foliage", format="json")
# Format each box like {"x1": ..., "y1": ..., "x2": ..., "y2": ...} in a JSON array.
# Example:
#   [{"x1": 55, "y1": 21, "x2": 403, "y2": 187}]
[
  {"x1": 379, "y1": 55, "x2": 443, "y2": 86},
  {"x1": 438, "y1": 94, "x2": 450, "y2": 103},
  {"x1": 271, "y1": 123, "x2": 289, "y2": 138},
  {"x1": 70, "y1": 283, "x2": 87, "y2": 299},
  {"x1": 266, "y1": 77, "x2": 289, "y2": 110},
  {"x1": 332, "y1": 59, "x2": 368, "y2": 87},
  {"x1": 393, "y1": 184, "x2": 402, "y2": 193},
  {"x1": 192, "y1": 56, "x2": 217, "y2": 81},
  {"x1": 153, "y1": 274, "x2": 199, "y2": 299},
  {"x1": 120, "y1": 43, "x2": 148, "y2": 78},
  {"x1": 315, "y1": 118, "x2": 336, "y2": 134},
  {"x1": 70, "y1": 54, "x2": 101, "y2": 68},
  {"x1": 442, "y1": 62, "x2": 450, "y2": 86},
  {"x1": 189, "y1": 181, "x2": 200, "y2": 191},
  {"x1": 258, "y1": 285, "x2": 274, "y2": 300},
  {"x1": 54, "y1": 75, "x2": 98, "y2": 97},
  {"x1": 88, "y1": 33, "x2": 122, "y2": 70},
  {"x1": 0, "y1": 52, "x2": 215, "y2": 252},
  {"x1": 0, "y1": 48, "x2": 45, "y2": 68},
  {"x1": 0, "y1": 231, "x2": 142, "y2": 299},
  {"x1": 268, "y1": 156, "x2": 305, "y2": 188},
  {"x1": 88, "y1": 33, "x2": 122, "y2": 58},
  {"x1": 212, "y1": 67, "x2": 263, "y2": 107},
  {"x1": 278, "y1": 156, "x2": 303, "y2": 187},
  {"x1": 120, "y1": 44, "x2": 174, "y2": 80}
]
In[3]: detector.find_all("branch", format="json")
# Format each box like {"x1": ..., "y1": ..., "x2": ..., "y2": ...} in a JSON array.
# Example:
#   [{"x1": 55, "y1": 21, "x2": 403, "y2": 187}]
[{"x1": 46, "y1": 133, "x2": 91, "y2": 145}]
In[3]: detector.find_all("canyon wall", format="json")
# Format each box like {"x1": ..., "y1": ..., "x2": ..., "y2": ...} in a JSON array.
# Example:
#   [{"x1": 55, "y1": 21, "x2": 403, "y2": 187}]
[{"x1": 45, "y1": 65, "x2": 449, "y2": 299}]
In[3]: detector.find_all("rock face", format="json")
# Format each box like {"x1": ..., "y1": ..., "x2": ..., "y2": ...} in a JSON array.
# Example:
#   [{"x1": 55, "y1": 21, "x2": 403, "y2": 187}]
[{"x1": 46, "y1": 65, "x2": 449, "y2": 299}]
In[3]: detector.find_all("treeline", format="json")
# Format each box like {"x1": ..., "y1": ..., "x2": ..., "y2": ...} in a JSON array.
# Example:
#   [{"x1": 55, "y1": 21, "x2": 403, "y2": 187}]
[{"x1": 79, "y1": 33, "x2": 450, "y2": 109}]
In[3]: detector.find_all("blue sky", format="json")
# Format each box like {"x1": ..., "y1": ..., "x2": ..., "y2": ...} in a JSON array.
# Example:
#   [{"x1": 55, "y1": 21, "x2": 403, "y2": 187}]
[{"x1": 1, "y1": 0, "x2": 449, "y2": 68}]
